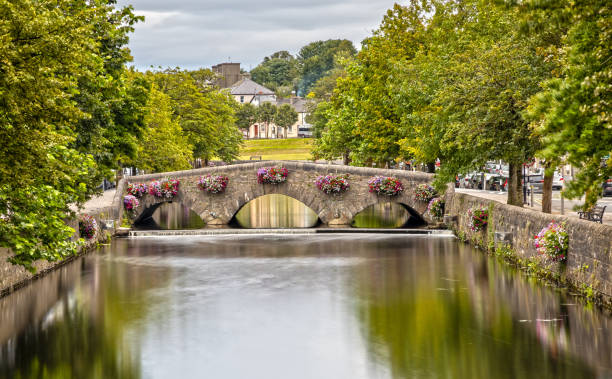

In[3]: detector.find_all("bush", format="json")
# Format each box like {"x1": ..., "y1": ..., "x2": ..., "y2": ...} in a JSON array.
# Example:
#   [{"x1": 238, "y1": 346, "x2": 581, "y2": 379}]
[
  {"x1": 257, "y1": 167, "x2": 288, "y2": 184},
  {"x1": 368, "y1": 176, "x2": 404, "y2": 196},
  {"x1": 79, "y1": 214, "x2": 98, "y2": 240},
  {"x1": 427, "y1": 197, "x2": 444, "y2": 219},
  {"x1": 126, "y1": 182, "x2": 148, "y2": 198},
  {"x1": 534, "y1": 221, "x2": 568, "y2": 262},
  {"x1": 123, "y1": 195, "x2": 139, "y2": 211},
  {"x1": 315, "y1": 174, "x2": 350, "y2": 194},
  {"x1": 468, "y1": 207, "x2": 488, "y2": 232},
  {"x1": 414, "y1": 184, "x2": 436, "y2": 202},
  {"x1": 149, "y1": 178, "x2": 180, "y2": 198},
  {"x1": 198, "y1": 175, "x2": 229, "y2": 193}
]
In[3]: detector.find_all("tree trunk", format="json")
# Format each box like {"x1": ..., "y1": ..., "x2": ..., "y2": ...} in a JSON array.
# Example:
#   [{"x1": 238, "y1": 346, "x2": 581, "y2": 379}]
[
  {"x1": 507, "y1": 162, "x2": 523, "y2": 206},
  {"x1": 342, "y1": 152, "x2": 351, "y2": 165},
  {"x1": 284, "y1": 127, "x2": 288, "y2": 139},
  {"x1": 542, "y1": 165, "x2": 553, "y2": 214},
  {"x1": 426, "y1": 162, "x2": 436, "y2": 173},
  {"x1": 265, "y1": 122, "x2": 269, "y2": 139}
]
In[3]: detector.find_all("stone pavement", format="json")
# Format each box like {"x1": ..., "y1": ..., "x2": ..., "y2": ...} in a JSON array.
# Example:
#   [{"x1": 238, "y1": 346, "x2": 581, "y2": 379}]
[
  {"x1": 455, "y1": 188, "x2": 612, "y2": 225},
  {"x1": 81, "y1": 189, "x2": 117, "y2": 217}
]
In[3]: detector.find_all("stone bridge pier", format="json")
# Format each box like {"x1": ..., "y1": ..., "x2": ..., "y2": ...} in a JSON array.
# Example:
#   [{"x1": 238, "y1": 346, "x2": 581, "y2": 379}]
[{"x1": 113, "y1": 161, "x2": 437, "y2": 227}]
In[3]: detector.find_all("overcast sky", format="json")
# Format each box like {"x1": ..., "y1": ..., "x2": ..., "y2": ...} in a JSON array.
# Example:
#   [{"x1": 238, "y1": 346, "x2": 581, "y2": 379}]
[{"x1": 115, "y1": 0, "x2": 402, "y2": 71}]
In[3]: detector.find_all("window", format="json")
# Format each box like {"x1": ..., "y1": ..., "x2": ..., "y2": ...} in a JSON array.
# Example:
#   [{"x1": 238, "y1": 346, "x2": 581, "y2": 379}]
[
  {"x1": 289, "y1": 126, "x2": 292, "y2": 132},
  {"x1": 240, "y1": 96, "x2": 244, "y2": 103}
]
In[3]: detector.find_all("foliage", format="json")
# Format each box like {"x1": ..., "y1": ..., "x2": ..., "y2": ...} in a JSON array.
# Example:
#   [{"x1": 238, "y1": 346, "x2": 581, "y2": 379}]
[
  {"x1": 274, "y1": 104, "x2": 298, "y2": 139},
  {"x1": 414, "y1": 184, "x2": 437, "y2": 203},
  {"x1": 315, "y1": 174, "x2": 350, "y2": 194},
  {"x1": 123, "y1": 195, "x2": 139, "y2": 211},
  {"x1": 148, "y1": 68, "x2": 242, "y2": 163},
  {"x1": 79, "y1": 215, "x2": 98, "y2": 240},
  {"x1": 368, "y1": 176, "x2": 404, "y2": 196},
  {"x1": 427, "y1": 197, "x2": 444, "y2": 219},
  {"x1": 468, "y1": 207, "x2": 489, "y2": 232},
  {"x1": 297, "y1": 39, "x2": 357, "y2": 95},
  {"x1": 256, "y1": 102, "x2": 277, "y2": 139},
  {"x1": 126, "y1": 183, "x2": 148, "y2": 198},
  {"x1": 136, "y1": 85, "x2": 193, "y2": 172},
  {"x1": 148, "y1": 179, "x2": 180, "y2": 198},
  {"x1": 250, "y1": 51, "x2": 299, "y2": 94},
  {"x1": 257, "y1": 167, "x2": 288, "y2": 184},
  {"x1": 235, "y1": 103, "x2": 258, "y2": 135},
  {"x1": 198, "y1": 175, "x2": 229, "y2": 194},
  {"x1": 533, "y1": 221, "x2": 568, "y2": 262}
]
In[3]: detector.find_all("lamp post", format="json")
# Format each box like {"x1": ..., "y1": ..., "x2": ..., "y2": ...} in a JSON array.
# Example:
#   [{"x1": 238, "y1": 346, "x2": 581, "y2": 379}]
[{"x1": 523, "y1": 164, "x2": 527, "y2": 204}]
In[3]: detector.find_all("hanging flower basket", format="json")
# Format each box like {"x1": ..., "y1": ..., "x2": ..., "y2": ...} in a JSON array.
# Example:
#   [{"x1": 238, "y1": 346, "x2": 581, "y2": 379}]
[
  {"x1": 414, "y1": 184, "x2": 437, "y2": 202},
  {"x1": 315, "y1": 174, "x2": 350, "y2": 194},
  {"x1": 126, "y1": 182, "x2": 148, "y2": 198},
  {"x1": 533, "y1": 221, "x2": 568, "y2": 262},
  {"x1": 198, "y1": 175, "x2": 229, "y2": 194},
  {"x1": 468, "y1": 207, "x2": 488, "y2": 232},
  {"x1": 427, "y1": 197, "x2": 444, "y2": 219},
  {"x1": 123, "y1": 195, "x2": 139, "y2": 211},
  {"x1": 257, "y1": 167, "x2": 288, "y2": 184},
  {"x1": 149, "y1": 178, "x2": 180, "y2": 198},
  {"x1": 79, "y1": 214, "x2": 98, "y2": 240},
  {"x1": 368, "y1": 176, "x2": 404, "y2": 196}
]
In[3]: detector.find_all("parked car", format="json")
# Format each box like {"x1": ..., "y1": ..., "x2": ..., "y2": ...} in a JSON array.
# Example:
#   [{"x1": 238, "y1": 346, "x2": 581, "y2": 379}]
[
  {"x1": 525, "y1": 174, "x2": 544, "y2": 194},
  {"x1": 552, "y1": 175, "x2": 564, "y2": 190},
  {"x1": 604, "y1": 178, "x2": 612, "y2": 197}
]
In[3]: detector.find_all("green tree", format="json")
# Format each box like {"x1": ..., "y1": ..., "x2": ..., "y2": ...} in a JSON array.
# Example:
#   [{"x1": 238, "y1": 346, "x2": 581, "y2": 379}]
[
  {"x1": 250, "y1": 50, "x2": 299, "y2": 95},
  {"x1": 136, "y1": 86, "x2": 192, "y2": 172},
  {"x1": 235, "y1": 103, "x2": 258, "y2": 138},
  {"x1": 257, "y1": 102, "x2": 277, "y2": 139},
  {"x1": 297, "y1": 39, "x2": 357, "y2": 95},
  {"x1": 0, "y1": 0, "x2": 105, "y2": 269},
  {"x1": 274, "y1": 104, "x2": 298, "y2": 139}
]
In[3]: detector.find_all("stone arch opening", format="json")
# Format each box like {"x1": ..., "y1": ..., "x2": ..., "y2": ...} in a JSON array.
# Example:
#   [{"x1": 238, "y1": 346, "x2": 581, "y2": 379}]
[
  {"x1": 133, "y1": 201, "x2": 205, "y2": 230},
  {"x1": 351, "y1": 202, "x2": 426, "y2": 228},
  {"x1": 231, "y1": 194, "x2": 321, "y2": 228}
]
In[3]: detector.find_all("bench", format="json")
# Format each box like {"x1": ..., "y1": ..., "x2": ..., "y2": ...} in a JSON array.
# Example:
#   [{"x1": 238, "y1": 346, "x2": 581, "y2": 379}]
[
  {"x1": 578, "y1": 205, "x2": 606, "y2": 224},
  {"x1": 249, "y1": 155, "x2": 262, "y2": 161}
]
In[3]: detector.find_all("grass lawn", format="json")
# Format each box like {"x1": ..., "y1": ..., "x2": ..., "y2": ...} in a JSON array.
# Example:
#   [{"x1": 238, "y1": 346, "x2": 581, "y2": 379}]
[{"x1": 238, "y1": 138, "x2": 314, "y2": 161}]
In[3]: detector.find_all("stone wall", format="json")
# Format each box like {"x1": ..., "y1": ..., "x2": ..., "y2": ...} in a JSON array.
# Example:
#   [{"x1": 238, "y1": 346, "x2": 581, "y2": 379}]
[
  {"x1": 116, "y1": 161, "x2": 435, "y2": 226},
  {"x1": 445, "y1": 190, "x2": 612, "y2": 304}
]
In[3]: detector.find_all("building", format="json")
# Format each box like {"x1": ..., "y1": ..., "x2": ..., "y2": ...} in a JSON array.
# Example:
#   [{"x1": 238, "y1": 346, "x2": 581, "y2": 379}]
[{"x1": 213, "y1": 62, "x2": 312, "y2": 139}]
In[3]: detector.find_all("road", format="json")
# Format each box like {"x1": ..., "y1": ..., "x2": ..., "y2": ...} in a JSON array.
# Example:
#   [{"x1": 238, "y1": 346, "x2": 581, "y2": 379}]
[{"x1": 456, "y1": 188, "x2": 612, "y2": 225}]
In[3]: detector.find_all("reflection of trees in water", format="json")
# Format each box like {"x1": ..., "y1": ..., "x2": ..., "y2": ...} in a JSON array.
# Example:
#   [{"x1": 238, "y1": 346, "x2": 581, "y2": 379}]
[
  {"x1": 235, "y1": 194, "x2": 319, "y2": 228},
  {"x1": 351, "y1": 239, "x2": 599, "y2": 379},
  {"x1": 352, "y1": 203, "x2": 411, "y2": 228},
  {"x1": 150, "y1": 202, "x2": 205, "y2": 230},
  {"x1": 0, "y1": 241, "x2": 174, "y2": 378}
]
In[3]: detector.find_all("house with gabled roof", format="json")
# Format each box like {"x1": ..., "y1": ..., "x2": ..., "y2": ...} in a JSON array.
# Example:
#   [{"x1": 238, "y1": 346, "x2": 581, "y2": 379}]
[{"x1": 230, "y1": 78, "x2": 276, "y2": 106}]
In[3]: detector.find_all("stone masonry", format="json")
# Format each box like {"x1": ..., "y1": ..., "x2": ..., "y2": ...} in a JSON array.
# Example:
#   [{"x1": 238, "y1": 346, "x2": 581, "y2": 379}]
[{"x1": 114, "y1": 161, "x2": 435, "y2": 226}]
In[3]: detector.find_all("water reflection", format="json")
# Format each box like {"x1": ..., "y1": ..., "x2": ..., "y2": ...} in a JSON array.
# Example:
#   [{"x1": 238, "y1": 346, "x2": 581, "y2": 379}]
[
  {"x1": 235, "y1": 194, "x2": 319, "y2": 228},
  {"x1": 148, "y1": 202, "x2": 205, "y2": 229},
  {"x1": 0, "y1": 237, "x2": 609, "y2": 378},
  {"x1": 352, "y1": 202, "x2": 410, "y2": 228}
]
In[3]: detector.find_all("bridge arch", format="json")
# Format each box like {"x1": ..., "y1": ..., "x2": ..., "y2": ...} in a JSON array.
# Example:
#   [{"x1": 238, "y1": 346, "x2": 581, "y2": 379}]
[
  {"x1": 117, "y1": 161, "x2": 437, "y2": 227},
  {"x1": 231, "y1": 193, "x2": 321, "y2": 228}
]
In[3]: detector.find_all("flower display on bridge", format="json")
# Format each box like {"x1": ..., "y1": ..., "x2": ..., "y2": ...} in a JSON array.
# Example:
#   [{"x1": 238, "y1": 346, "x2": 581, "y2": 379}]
[
  {"x1": 79, "y1": 214, "x2": 98, "y2": 240},
  {"x1": 414, "y1": 184, "x2": 437, "y2": 202},
  {"x1": 149, "y1": 178, "x2": 180, "y2": 198},
  {"x1": 368, "y1": 176, "x2": 404, "y2": 196},
  {"x1": 427, "y1": 197, "x2": 444, "y2": 219},
  {"x1": 315, "y1": 174, "x2": 350, "y2": 194},
  {"x1": 468, "y1": 207, "x2": 488, "y2": 232},
  {"x1": 257, "y1": 166, "x2": 288, "y2": 184},
  {"x1": 123, "y1": 195, "x2": 139, "y2": 211},
  {"x1": 198, "y1": 175, "x2": 229, "y2": 194},
  {"x1": 534, "y1": 221, "x2": 568, "y2": 262},
  {"x1": 126, "y1": 182, "x2": 148, "y2": 198}
]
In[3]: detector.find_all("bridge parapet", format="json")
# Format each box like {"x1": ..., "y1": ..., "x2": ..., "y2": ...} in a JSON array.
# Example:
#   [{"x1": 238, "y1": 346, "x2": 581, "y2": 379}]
[{"x1": 113, "y1": 161, "x2": 436, "y2": 227}]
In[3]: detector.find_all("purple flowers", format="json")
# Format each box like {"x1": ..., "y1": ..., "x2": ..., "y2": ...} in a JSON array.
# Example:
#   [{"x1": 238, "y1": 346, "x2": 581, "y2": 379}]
[
  {"x1": 149, "y1": 178, "x2": 179, "y2": 198},
  {"x1": 534, "y1": 221, "x2": 568, "y2": 261},
  {"x1": 468, "y1": 207, "x2": 488, "y2": 232},
  {"x1": 198, "y1": 175, "x2": 229, "y2": 194},
  {"x1": 257, "y1": 167, "x2": 288, "y2": 184},
  {"x1": 315, "y1": 174, "x2": 350, "y2": 194},
  {"x1": 79, "y1": 214, "x2": 98, "y2": 240},
  {"x1": 414, "y1": 184, "x2": 437, "y2": 202},
  {"x1": 126, "y1": 182, "x2": 148, "y2": 198},
  {"x1": 123, "y1": 195, "x2": 139, "y2": 211},
  {"x1": 368, "y1": 176, "x2": 404, "y2": 196}
]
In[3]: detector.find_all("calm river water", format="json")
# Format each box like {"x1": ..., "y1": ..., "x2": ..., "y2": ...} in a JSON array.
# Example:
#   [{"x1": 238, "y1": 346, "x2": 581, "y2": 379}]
[{"x1": 0, "y1": 235, "x2": 610, "y2": 378}]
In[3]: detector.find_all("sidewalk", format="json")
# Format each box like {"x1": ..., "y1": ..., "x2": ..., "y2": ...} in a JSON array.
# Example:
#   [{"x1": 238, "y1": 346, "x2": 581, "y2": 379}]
[
  {"x1": 81, "y1": 189, "x2": 117, "y2": 217},
  {"x1": 455, "y1": 188, "x2": 612, "y2": 225}
]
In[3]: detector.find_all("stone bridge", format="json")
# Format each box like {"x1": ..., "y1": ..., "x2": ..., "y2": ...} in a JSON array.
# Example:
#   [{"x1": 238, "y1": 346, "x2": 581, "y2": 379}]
[{"x1": 113, "y1": 161, "x2": 436, "y2": 227}]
